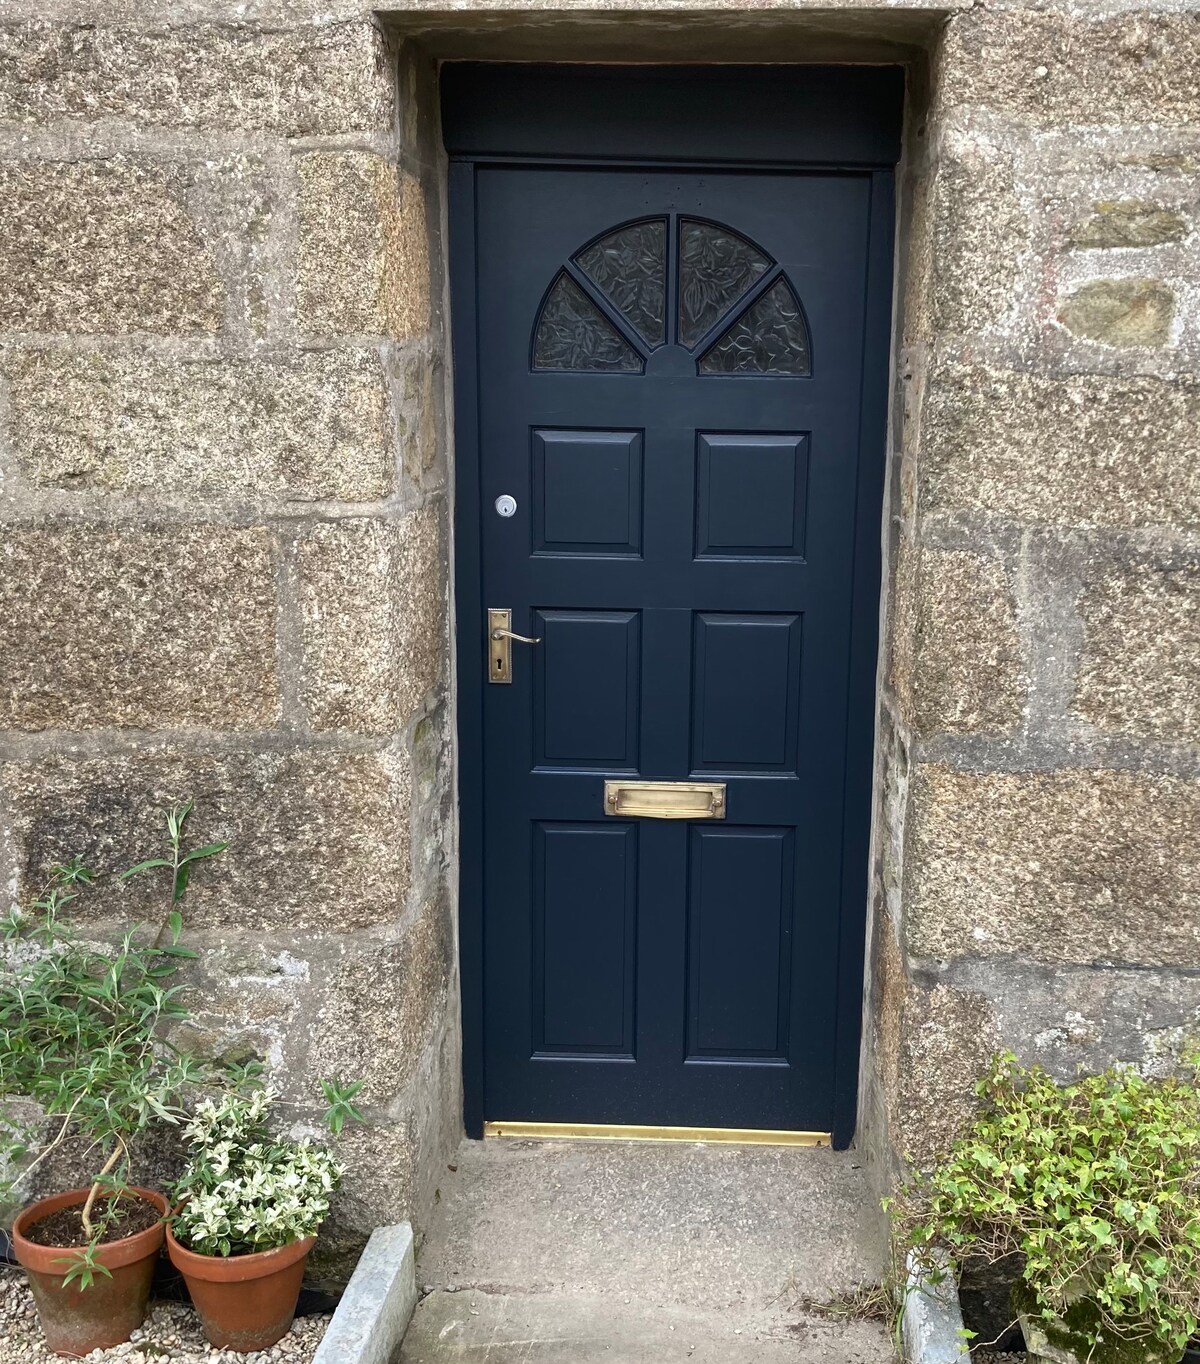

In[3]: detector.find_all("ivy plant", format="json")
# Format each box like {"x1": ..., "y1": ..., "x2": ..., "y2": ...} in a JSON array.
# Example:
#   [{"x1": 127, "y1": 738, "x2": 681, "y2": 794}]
[
  {"x1": 891, "y1": 1052, "x2": 1200, "y2": 1360},
  {"x1": 0, "y1": 802, "x2": 227, "y2": 1281}
]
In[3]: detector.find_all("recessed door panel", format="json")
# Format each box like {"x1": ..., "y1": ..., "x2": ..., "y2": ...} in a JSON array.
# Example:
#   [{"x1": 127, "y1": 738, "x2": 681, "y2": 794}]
[
  {"x1": 692, "y1": 613, "x2": 802, "y2": 773},
  {"x1": 535, "y1": 609, "x2": 640, "y2": 769},
  {"x1": 533, "y1": 429, "x2": 643, "y2": 557},
  {"x1": 695, "y1": 433, "x2": 809, "y2": 560},
  {"x1": 687, "y1": 826, "x2": 795, "y2": 1060},
  {"x1": 533, "y1": 823, "x2": 637, "y2": 1056}
]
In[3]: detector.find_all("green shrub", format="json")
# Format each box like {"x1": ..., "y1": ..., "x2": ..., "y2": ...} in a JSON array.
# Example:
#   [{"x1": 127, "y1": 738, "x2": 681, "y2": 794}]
[
  {"x1": 0, "y1": 802, "x2": 226, "y2": 1284},
  {"x1": 892, "y1": 1052, "x2": 1200, "y2": 1358}
]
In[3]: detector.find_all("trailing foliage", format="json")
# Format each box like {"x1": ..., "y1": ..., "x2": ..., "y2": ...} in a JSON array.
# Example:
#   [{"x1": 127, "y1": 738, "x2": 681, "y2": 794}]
[
  {"x1": 171, "y1": 1087, "x2": 349, "y2": 1257},
  {"x1": 891, "y1": 1052, "x2": 1200, "y2": 1358},
  {"x1": 0, "y1": 802, "x2": 227, "y2": 1268}
]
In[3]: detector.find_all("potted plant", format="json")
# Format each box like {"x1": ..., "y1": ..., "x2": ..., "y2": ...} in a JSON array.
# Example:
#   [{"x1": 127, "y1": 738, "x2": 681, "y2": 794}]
[
  {"x1": 892, "y1": 1052, "x2": 1200, "y2": 1364},
  {"x1": 165, "y1": 1080, "x2": 362, "y2": 1352},
  {"x1": 0, "y1": 802, "x2": 227, "y2": 1356}
]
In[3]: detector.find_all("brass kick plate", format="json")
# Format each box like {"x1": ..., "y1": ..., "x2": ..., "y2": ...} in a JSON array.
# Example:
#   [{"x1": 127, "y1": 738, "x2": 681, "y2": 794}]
[
  {"x1": 604, "y1": 779, "x2": 726, "y2": 820},
  {"x1": 484, "y1": 1121, "x2": 831, "y2": 1147}
]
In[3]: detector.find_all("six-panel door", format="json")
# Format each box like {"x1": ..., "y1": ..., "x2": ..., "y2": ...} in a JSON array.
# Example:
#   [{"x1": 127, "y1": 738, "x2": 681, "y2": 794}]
[{"x1": 475, "y1": 168, "x2": 875, "y2": 1133}]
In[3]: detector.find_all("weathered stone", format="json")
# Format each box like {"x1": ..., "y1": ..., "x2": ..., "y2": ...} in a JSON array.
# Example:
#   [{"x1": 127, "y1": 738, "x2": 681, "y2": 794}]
[
  {"x1": 296, "y1": 155, "x2": 431, "y2": 340},
  {"x1": 900, "y1": 160, "x2": 936, "y2": 346},
  {"x1": 1057, "y1": 278, "x2": 1175, "y2": 348},
  {"x1": 892, "y1": 546, "x2": 1025, "y2": 737},
  {"x1": 0, "y1": 749, "x2": 412, "y2": 930},
  {"x1": 1074, "y1": 558, "x2": 1200, "y2": 742},
  {"x1": 938, "y1": 10, "x2": 1200, "y2": 127},
  {"x1": 298, "y1": 507, "x2": 446, "y2": 734},
  {"x1": 0, "y1": 20, "x2": 392, "y2": 134},
  {"x1": 400, "y1": 348, "x2": 444, "y2": 492},
  {"x1": 1069, "y1": 201, "x2": 1188, "y2": 250},
  {"x1": 5, "y1": 348, "x2": 395, "y2": 501},
  {"x1": 929, "y1": 138, "x2": 1029, "y2": 335},
  {"x1": 330, "y1": 1121, "x2": 419, "y2": 1248},
  {"x1": 0, "y1": 525, "x2": 278, "y2": 730},
  {"x1": 892, "y1": 975, "x2": 999, "y2": 1169},
  {"x1": 171, "y1": 936, "x2": 312, "y2": 1073},
  {"x1": 0, "y1": 158, "x2": 223, "y2": 334},
  {"x1": 921, "y1": 363, "x2": 1200, "y2": 530},
  {"x1": 939, "y1": 957, "x2": 1200, "y2": 1085},
  {"x1": 308, "y1": 901, "x2": 451, "y2": 1105},
  {"x1": 906, "y1": 766, "x2": 1200, "y2": 968}
]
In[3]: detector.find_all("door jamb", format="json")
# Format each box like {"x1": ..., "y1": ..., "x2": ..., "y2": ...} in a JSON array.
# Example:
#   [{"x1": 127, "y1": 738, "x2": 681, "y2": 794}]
[{"x1": 449, "y1": 149, "x2": 896, "y2": 1148}]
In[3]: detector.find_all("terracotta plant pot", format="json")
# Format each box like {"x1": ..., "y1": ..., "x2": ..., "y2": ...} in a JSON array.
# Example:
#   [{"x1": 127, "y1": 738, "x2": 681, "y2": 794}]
[
  {"x1": 166, "y1": 1224, "x2": 315, "y2": 1352},
  {"x1": 11, "y1": 1186, "x2": 168, "y2": 1358}
]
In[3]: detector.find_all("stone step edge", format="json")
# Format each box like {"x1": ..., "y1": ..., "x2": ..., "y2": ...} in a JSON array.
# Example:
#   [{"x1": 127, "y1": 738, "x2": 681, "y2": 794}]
[{"x1": 311, "y1": 1222, "x2": 417, "y2": 1364}]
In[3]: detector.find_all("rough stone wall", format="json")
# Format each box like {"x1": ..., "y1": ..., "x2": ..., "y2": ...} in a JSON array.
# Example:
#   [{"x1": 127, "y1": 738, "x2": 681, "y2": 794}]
[
  {"x1": 0, "y1": 7, "x2": 458, "y2": 1281},
  {"x1": 2, "y1": 0, "x2": 1198, "y2": 1249},
  {"x1": 867, "y1": 3, "x2": 1200, "y2": 1177}
]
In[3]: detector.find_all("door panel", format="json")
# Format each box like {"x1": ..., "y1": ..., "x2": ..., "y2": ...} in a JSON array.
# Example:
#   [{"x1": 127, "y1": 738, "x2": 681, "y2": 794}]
[
  {"x1": 692, "y1": 613, "x2": 803, "y2": 772},
  {"x1": 467, "y1": 164, "x2": 882, "y2": 1135},
  {"x1": 695, "y1": 433, "x2": 809, "y2": 560},
  {"x1": 532, "y1": 429, "x2": 643, "y2": 557},
  {"x1": 686, "y1": 826, "x2": 795, "y2": 1060},
  {"x1": 534, "y1": 610, "x2": 641, "y2": 769},
  {"x1": 533, "y1": 822, "x2": 637, "y2": 1057}
]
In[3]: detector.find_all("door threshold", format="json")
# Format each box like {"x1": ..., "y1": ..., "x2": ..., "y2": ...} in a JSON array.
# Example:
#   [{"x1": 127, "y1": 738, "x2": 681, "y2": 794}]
[{"x1": 483, "y1": 1121, "x2": 831, "y2": 1147}]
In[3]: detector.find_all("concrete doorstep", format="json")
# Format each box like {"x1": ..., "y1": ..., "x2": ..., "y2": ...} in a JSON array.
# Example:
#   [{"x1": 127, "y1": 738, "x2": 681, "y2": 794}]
[{"x1": 401, "y1": 1137, "x2": 895, "y2": 1363}]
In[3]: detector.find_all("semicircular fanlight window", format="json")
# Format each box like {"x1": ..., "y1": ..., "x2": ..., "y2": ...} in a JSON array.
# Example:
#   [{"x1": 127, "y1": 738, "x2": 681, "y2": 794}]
[
  {"x1": 530, "y1": 215, "x2": 811, "y2": 376},
  {"x1": 678, "y1": 219, "x2": 772, "y2": 349},
  {"x1": 532, "y1": 273, "x2": 642, "y2": 373},
  {"x1": 575, "y1": 219, "x2": 667, "y2": 347},
  {"x1": 699, "y1": 277, "x2": 812, "y2": 376}
]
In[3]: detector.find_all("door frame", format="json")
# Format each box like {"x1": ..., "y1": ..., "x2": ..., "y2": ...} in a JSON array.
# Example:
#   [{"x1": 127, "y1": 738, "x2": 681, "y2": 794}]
[{"x1": 445, "y1": 63, "x2": 903, "y2": 1146}]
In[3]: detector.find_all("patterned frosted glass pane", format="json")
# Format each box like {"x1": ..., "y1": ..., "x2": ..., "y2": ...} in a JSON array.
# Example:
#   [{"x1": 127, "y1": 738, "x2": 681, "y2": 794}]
[
  {"x1": 576, "y1": 220, "x2": 667, "y2": 346},
  {"x1": 533, "y1": 274, "x2": 642, "y2": 373},
  {"x1": 699, "y1": 279, "x2": 812, "y2": 376},
  {"x1": 679, "y1": 220, "x2": 771, "y2": 348}
]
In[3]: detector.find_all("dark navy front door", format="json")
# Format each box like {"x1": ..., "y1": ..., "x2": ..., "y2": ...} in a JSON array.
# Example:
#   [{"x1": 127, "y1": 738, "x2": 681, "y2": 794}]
[{"x1": 469, "y1": 166, "x2": 884, "y2": 1136}]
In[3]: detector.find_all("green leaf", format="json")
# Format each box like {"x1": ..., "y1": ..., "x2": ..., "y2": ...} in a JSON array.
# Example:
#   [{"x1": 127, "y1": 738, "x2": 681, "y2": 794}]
[
  {"x1": 180, "y1": 843, "x2": 229, "y2": 865},
  {"x1": 172, "y1": 862, "x2": 191, "y2": 904},
  {"x1": 116, "y1": 859, "x2": 172, "y2": 880}
]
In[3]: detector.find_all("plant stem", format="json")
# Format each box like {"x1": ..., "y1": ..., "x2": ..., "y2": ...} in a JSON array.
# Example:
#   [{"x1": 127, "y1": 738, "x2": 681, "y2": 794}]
[
  {"x1": 7, "y1": 1099, "x2": 81, "y2": 1191},
  {"x1": 80, "y1": 1140, "x2": 123, "y2": 1239}
]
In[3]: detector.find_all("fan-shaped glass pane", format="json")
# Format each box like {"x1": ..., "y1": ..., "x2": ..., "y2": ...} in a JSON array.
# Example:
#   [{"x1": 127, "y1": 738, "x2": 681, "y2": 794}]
[
  {"x1": 576, "y1": 220, "x2": 667, "y2": 347},
  {"x1": 679, "y1": 220, "x2": 772, "y2": 348},
  {"x1": 699, "y1": 279, "x2": 811, "y2": 376},
  {"x1": 533, "y1": 274, "x2": 642, "y2": 373}
]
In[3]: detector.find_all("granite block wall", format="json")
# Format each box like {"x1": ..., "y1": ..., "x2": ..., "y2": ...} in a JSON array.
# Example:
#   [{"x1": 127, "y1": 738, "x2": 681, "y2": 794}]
[
  {"x1": 0, "y1": 8, "x2": 456, "y2": 1281},
  {"x1": 868, "y1": 0, "x2": 1200, "y2": 1175},
  {"x1": 2, "y1": 0, "x2": 1198, "y2": 1245}
]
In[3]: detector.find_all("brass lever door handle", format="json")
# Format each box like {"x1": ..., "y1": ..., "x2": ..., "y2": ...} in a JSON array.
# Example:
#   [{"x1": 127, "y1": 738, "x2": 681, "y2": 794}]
[
  {"x1": 491, "y1": 627, "x2": 542, "y2": 645},
  {"x1": 487, "y1": 609, "x2": 540, "y2": 684}
]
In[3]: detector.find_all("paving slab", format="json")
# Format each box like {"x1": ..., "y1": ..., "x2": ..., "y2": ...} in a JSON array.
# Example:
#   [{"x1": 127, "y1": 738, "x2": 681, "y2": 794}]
[{"x1": 402, "y1": 1138, "x2": 893, "y2": 1363}]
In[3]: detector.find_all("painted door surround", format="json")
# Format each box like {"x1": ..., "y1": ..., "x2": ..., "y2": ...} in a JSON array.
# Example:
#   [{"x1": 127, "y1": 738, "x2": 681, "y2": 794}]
[{"x1": 446, "y1": 64, "x2": 902, "y2": 1147}]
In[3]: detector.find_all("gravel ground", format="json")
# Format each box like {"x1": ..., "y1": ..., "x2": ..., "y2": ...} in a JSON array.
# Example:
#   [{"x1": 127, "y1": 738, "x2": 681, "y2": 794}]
[{"x1": 0, "y1": 1267, "x2": 330, "y2": 1364}]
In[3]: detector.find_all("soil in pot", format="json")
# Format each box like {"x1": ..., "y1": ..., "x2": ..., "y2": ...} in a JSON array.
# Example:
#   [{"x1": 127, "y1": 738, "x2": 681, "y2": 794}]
[
  {"x1": 21, "y1": 1195, "x2": 162, "y2": 1248},
  {"x1": 11, "y1": 1186, "x2": 168, "y2": 1359},
  {"x1": 166, "y1": 1225, "x2": 315, "y2": 1353}
]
